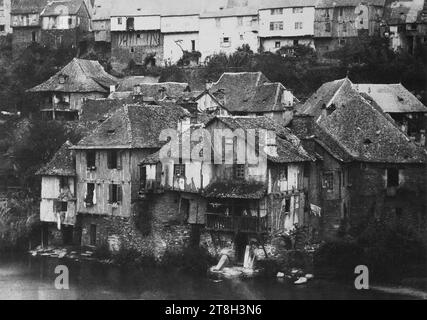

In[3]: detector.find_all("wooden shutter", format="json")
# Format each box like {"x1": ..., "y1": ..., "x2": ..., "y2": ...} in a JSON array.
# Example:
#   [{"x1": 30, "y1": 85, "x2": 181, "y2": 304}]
[
  {"x1": 108, "y1": 184, "x2": 113, "y2": 204},
  {"x1": 117, "y1": 185, "x2": 122, "y2": 203},
  {"x1": 117, "y1": 151, "x2": 122, "y2": 170}
]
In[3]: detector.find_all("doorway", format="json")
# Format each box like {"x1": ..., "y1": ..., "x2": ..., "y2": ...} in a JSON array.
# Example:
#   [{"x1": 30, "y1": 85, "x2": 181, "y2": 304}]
[{"x1": 234, "y1": 233, "x2": 248, "y2": 263}]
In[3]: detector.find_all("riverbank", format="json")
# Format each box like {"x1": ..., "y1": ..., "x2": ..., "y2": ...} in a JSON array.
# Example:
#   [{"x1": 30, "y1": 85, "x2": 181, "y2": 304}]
[{"x1": 0, "y1": 254, "x2": 423, "y2": 300}]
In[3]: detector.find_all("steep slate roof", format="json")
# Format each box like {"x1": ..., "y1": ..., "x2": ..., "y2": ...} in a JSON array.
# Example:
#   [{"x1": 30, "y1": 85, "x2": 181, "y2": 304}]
[
  {"x1": 316, "y1": 0, "x2": 386, "y2": 8},
  {"x1": 161, "y1": 0, "x2": 203, "y2": 16},
  {"x1": 111, "y1": 0, "x2": 162, "y2": 16},
  {"x1": 210, "y1": 116, "x2": 315, "y2": 163},
  {"x1": 36, "y1": 141, "x2": 76, "y2": 176},
  {"x1": 301, "y1": 80, "x2": 426, "y2": 164},
  {"x1": 79, "y1": 98, "x2": 131, "y2": 122},
  {"x1": 132, "y1": 82, "x2": 191, "y2": 100},
  {"x1": 116, "y1": 76, "x2": 159, "y2": 91},
  {"x1": 354, "y1": 83, "x2": 427, "y2": 114},
  {"x1": 204, "y1": 180, "x2": 267, "y2": 199},
  {"x1": 29, "y1": 58, "x2": 118, "y2": 93},
  {"x1": 208, "y1": 72, "x2": 296, "y2": 113},
  {"x1": 260, "y1": 0, "x2": 316, "y2": 10},
  {"x1": 92, "y1": 0, "x2": 112, "y2": 21},
  {"x1": 41, "y1": 0, "x2": 86, "y2": 16},
  {"x1": 74, "y1": 104, "x2": 190, "y2": 149},
  {"x1": 11, "y1": 0, "x2": 48, "y2": 14}
]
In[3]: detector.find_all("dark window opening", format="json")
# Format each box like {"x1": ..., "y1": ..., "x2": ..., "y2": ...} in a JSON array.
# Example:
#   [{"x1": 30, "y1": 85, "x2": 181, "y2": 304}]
[
  {"x1": 85, "y1": 183, "x2": 95, "y2": 206},
  {"x1": 32, "y1": 31, "x2": 37, "y2": 42},
  {"x1": 322, "y1": 172, "x2": 334, "y2": 191},
  {"x1": 107, "y1": 150, "x2": 119, "y2": 169},
  {"x1": 126, "y1": 17, "x2": 134, "y2": 30},
  {"x1": 280, "y1": 166, "x2": 288, "y2": 180},
  {"x1": 284, "y1": 198, "x2": 291, "y2": 213},
  {"x1": 90, "y1": 224, "x2": 96, "y2": 246},
  {"x1": 191, "y1": 40, "x2": 196, "y2": 51},
  {"x1": 68, "y1": 18, "x2": 72, "y2": 25},
  {"x1": 174, "y1": 163, "x2": 186, "y2": 177},
  {"x1": 140, "y1": 166, "x2": 147, "y2": 188},
  {"x1": 0, "y1": 25, "x2": 5, "y2": 32},
  {"x1": 60, "y1": 176, "x2": 68, "y2": 189},
  {"x1": 118, "y1": 17, "x2": 122, "y2": 25},
  {"x1": 293, "y1": 39, "x2": 299, "y2": 46},
  {"x1": 387, "y1": 168, "x2": 399, "y2": 187},
  {"x1": 86, "y1": 151, "x2": 96, "y2": 169},
  {"x1": 109, "y1": 184, "x2": 122, "y2": 204},
  {"x1": 234, "y1": 164, "x2": 245, "y2": 179},
  {"x1": 61, "y1": 201, "x2": 68, "y2": 212},
  {"x1": 275, "y1": 41, "x2": 281, "y2": 48}
]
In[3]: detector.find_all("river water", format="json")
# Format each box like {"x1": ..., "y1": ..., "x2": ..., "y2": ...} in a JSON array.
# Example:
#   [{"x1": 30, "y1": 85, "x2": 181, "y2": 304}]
[{"x1": 0, "y1": 255, "x2": 420, "y2": 300}]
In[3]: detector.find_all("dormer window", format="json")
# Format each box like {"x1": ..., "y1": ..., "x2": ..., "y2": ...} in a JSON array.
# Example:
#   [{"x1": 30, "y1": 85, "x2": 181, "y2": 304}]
[{"x1": 59, "y1": 75, "x2": 66, "y2": 84}]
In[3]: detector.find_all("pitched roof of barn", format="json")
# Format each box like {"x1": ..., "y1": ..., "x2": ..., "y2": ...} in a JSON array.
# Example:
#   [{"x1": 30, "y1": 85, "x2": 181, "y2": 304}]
[
  {"x1": 207, "y1": 72, "x2": 297, "y2": 113},
  {"x1": 36, "y1": 141, "x2": 76, "y2": 176},
  {"x1": 301, "y1": 80, "x2": 426, "y2": 164},
  {"x1": 29, "y1": 58, "x2": 118, "y2": 93},
  {"x1": 354, "y1": 83, "x2": 427, "y2": 114},
  {"x1": 11, "y1": 0, "x2": 49, "y2": 14},
  {"x1": 74, "y1": 104, "x2": 190, "y2": 149},
  {"x1": 41, "y1": 0, "x2": 86, "y2": 16}
]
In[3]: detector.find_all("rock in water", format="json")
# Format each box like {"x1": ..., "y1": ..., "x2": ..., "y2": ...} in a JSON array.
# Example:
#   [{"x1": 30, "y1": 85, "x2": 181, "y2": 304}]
[{"x1": 294, "y1": 277, "x2": 308, "y2": 285}]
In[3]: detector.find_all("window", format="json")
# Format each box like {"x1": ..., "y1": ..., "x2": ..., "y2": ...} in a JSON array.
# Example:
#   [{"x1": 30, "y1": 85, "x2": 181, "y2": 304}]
[
  {"x1": 295, "y1": 22, "x2": 303, "y2": 30},
  {"x1": 0, "y1": 25, "x2": 4, "y2": 32},
  {"x1": 339, "y1": 39, "x2": 346, "y2": 46},
  {"x1": 68, "y1": 18, "x2": 72, "y2": 25},
  {"x1": 322, "y1": 172, "x2": 334, "y2": 191},
  {"x1": 293, "y1": 39, "x2": 299, "y2": 46},
  {"x1": 140, "y1": 166, "x2": 147, "y2": 188},
  {"x1": 293, "y1": 7, "x2": 303, "y2": 14},
  {"x1": 32, "y1": 31, "x2": 36, "y2": 42},
  {"x1": 240, "y1": 34, "x2": 244, "y2": 40},
  {"x1": 233, "y1": 164, "x2": 245, "y2": 179},
  {"x1": 275, "y1": 41, "x2": 281, "y2": 48},
  {"x1": 387, "y1": 168, "x2": 399, "y2": 188},
  {"x1": 59, "y1": 176, "x2": 68, "y2": 189},
  {"x1": 174, "y1": 164, "x2": 186, "y2": 177},
  {"x1": 107, "y1": 150, "x2": 120, "y2": 169},
  {"x1": 85, "y1": 183, "x2": 95, "y2": 206},
  {"x1": 343, "y1": 23, "x2": 347, "y2": 33},
  {"x1": 86, "y1": 151, "x2": 96, "y2": 169},
  {"x1": 126, "y1": 17, "x2": 134, "y2": 30},
  {"x1": 237, "y1": 17, "x2": 243, "y2": 26},
  {"x1": 215, "y1": 18, "x2": 221, "y2": 28},
  {"x1": 109, "y1": 184, "x2": 122, "y2": 204},
  {"x1": 221, "y1": 37, "x2": 230, "y2": 47},
  {"x1": 191, "y1": 39, "x2": 196, "y2": 51},
  {"x1": 90, "y1": 224, "x2": 96, "y2": 246},
  {"x1": 325, "y1": 22, "x2": 331, "y2": 32},
  {"x1": 279, "y1": 166, "x2": 288, "y2": 181},
  {"x1": 271, "y1": 8, "x2": 283, "y2": 15},
  {"x1": 117, "y1": 17, "x2": 122, "y2": 25},
  {"x1": 60, "y1": 201, "x2": 68, "y2": 212},
  {"x1": 339, "y1": 7, "x2": 344, "y2": 17},
  {"x1": 270, "y1": 21, "x2": 283, "y2": 31}
]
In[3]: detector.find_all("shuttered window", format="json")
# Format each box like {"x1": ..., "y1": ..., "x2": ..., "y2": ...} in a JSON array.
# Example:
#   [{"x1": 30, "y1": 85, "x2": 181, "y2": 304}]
[
  {"x1": 107, "y1": 150, "x2": 122, "y2": 170},
  {"x1": 109, "y1": 184, "x2": 122, "y2": 204}
]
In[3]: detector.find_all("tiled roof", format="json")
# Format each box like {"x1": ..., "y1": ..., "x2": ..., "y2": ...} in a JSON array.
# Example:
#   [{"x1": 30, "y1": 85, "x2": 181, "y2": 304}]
[
  {"x1": 131, "y1": 82, "x2": 191, "y2": 100},
  {"x1": 29, "y1": 58, "x2": 118, "y2": 93},
  {"x1": 260, "y1": 0, "x2": 316, "y2": 10},
  {"x1": 74, "y1": 104, "x2": 190, "y2": 149},
  {"x1": 208, "y1": 72, "x2": 297, "y2": 113},
  {"x1": 301, "y1": 79, "x2": 426, "y2": 164},
  {"x1": 41, "y1": 0, "x2": 86, "y2": 16},
  {"x1": 354, "y1": 83, "x2": 427, "y2": 114},
  {"x1": 116, "y1": 76, "x2": 159, "y2": 91},
  {"x1": 79, "y1": 98, "x2": 131, "y2": 123},
  {"x1": 36, "y1": 141, "x2": 76, "y2": 176},
  {"x1": 11, "y1": 0, "x2": 48, "y2": 14}
]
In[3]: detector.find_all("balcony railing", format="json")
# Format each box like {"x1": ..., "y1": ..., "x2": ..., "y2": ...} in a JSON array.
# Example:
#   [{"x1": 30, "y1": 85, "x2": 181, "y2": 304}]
[
  {"x1": 139, "y1": 179, "x2": 163, "y2": 195},
  {"x1": 205, "y1": 213, "x2": 268, "y2": 234}
]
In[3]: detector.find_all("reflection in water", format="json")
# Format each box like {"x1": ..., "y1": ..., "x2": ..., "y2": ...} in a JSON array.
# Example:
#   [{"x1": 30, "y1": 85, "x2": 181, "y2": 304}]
[{"x1": 0, "y1": 255, "x2": 417, "y2": 300}]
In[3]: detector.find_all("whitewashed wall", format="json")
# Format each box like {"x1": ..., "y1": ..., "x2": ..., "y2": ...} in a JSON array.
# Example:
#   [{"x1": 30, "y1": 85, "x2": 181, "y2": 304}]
[
  {"x1": 163, "y1": 32, "x2": 199, "y2": 65},
  {"x1": 111, "y1": 15, "x2": 161, "y2": 31}
]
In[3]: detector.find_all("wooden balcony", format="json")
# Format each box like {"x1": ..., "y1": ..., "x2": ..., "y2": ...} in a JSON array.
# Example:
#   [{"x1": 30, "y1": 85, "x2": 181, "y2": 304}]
[
  {"x1": 205, "y1": 213, "x2": 268, "y2": 234},
  {"x1": 139, "y1": 179, "x2": 163, "y2": 196}
]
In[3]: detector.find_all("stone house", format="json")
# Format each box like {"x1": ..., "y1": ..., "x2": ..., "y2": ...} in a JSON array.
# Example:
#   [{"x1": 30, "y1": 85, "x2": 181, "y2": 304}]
[
  {"x1": 39, "y1": 0, "x2": 91, "y2": 49},
  {"x1": 294, "y1": 77, "x2": 427, "y2": 238},
  {"x1": 92, "y1": 0, "x2": 112, "y2": 42},
  {"x1": 110, "y1": 0, "x2": 163, "y2": 71},
  {"x1": 314, "y1": 0, "x2": 386, "y2": 55},
  {"x1": 10, "y1": 0, "x2": 48, "y2": 56},
  {"x1": 383, "y1": 0, "x2": 427, "y2": 54},
  {"x1": 70, "y1": 103, "x2": 191, "y2": 253},
  {"x1": 0, "y1": 0, "x2": 11, "y2": 35},
  {"x1": 139, "y1": 115, "x2": 315, "y2": 262},
  {"x1": 196, "y1": 72, "x2": 298, "y2": 122},
  {"x1": 258, "y1": 0, "x2": 316, "y2": 52},
  {"x1": 28, "y1": 58, "x2": 118, "y2": 120},
  {"x1": 199, "y1": 0, "x2": 260, "y2": 61},
  {"x1": 36, "y1": 141, "x2": 77, "y2": 247}
]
